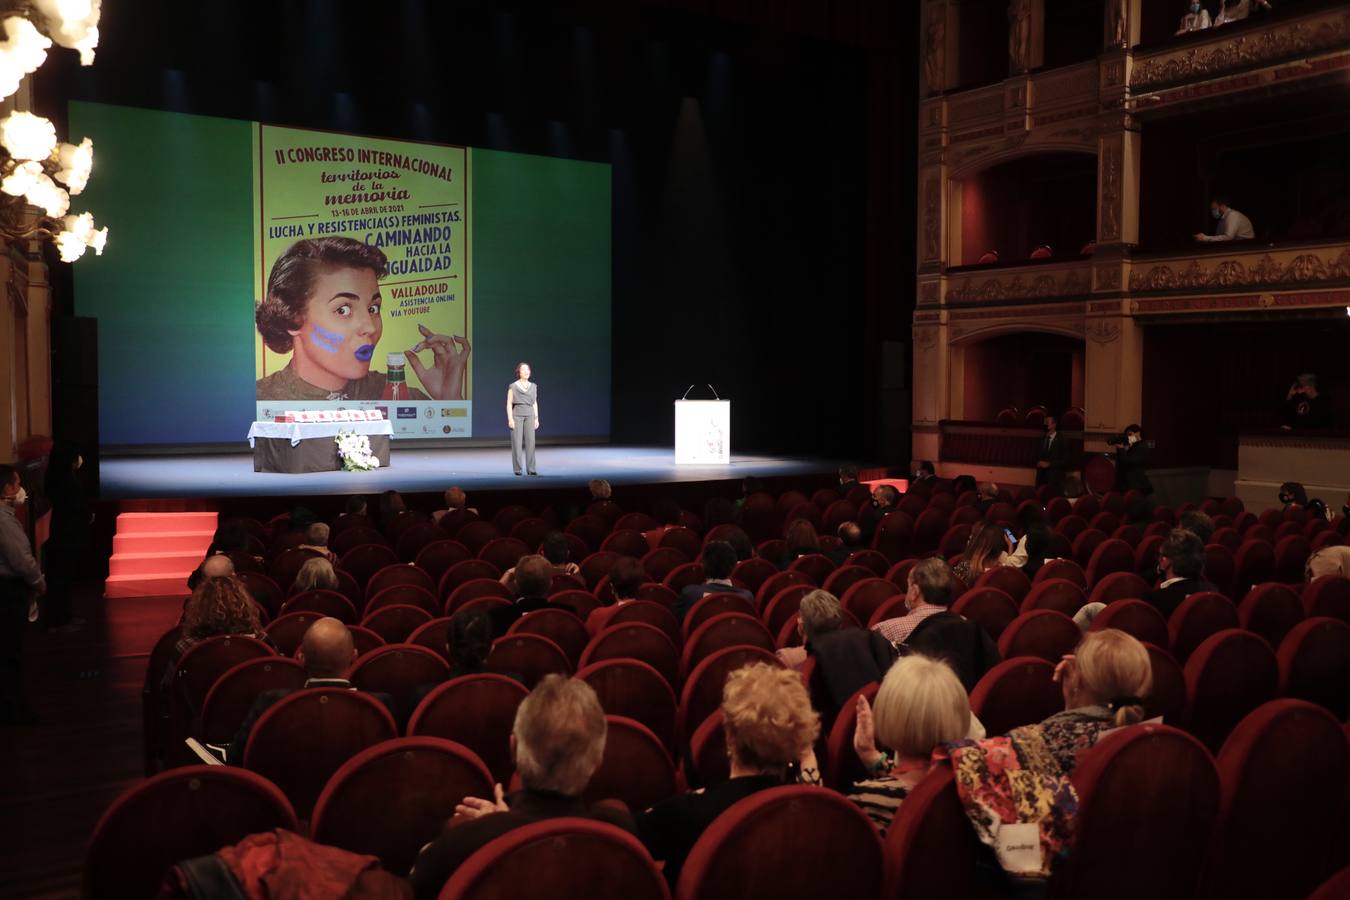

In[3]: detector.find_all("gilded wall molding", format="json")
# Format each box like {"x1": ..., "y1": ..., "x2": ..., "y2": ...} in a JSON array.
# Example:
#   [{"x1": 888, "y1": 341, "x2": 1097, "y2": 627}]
[
  {"x1": 1099, "y1": 142, "x2": 1122, "y2": 242},
  {"x1": 922, "y1": 177, "x2": 941, "y2": 261},
  {"x1": 945, "y1": 268, "x2": 1092, "y2": 304},
  {"x1": 1085, "y1": 319, "x2": 1121, "y2": 344},
  {"x1": 1128, "y1": 247, "x2": 1350, "y2": 292}
]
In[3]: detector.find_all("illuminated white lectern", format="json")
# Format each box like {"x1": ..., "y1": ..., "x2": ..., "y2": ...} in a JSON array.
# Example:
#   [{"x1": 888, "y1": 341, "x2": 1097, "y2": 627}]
[{"x1": 675, "y1": 387, "x2": 730, "y2": 465}]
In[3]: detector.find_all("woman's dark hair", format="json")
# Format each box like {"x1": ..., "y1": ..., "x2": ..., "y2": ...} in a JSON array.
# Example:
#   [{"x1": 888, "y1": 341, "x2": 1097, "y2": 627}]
[
  {"x1": 1021, "y1": 522, "x2": 1053, "y2": 574},
  {"x1": 514, "y1": 361, "x2": 530, "y2": 378},
  {"x1": 1278, "y1": 481, "x2": 1308, "y2": 507},
  {"x1": 208, "y1": 522, "x2": 250, "y2": 556},
  {"x1": 608, "y1": 556, "x2": 647, "y2": 600},
  {"x1": 784, "y1": 518, "x2": 820, "y2": 556},
  {"x1": 702, "y1": 541, "x2": 738, "y2": 580},
  {"x1": 445, "y1": 609, "x2": 494, "y2": 674},
  {"x1": 1124, "y1": 424, "x2": 1142, "y2": 437},
  {"x1": 723, "y1": 525, "x2": 754, "y2": 561},
  {"x1": 541, "y1": 532, "x2": 571, "y2": 565},
  {"x1": 255, "y1": 237, "x2": 389, "y2": 353}
]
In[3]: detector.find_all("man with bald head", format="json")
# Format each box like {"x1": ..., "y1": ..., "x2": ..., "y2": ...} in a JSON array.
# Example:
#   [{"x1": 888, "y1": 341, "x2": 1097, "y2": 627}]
[
  {"x1": 186, "y1": 553, "x2": 235, "y2": 592},
  {"x1": 226, "y1": 617, "x2": 394, "y2": 762}
]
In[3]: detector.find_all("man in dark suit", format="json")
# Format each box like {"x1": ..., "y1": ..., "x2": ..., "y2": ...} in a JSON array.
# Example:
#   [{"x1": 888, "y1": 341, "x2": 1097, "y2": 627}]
[
  {"x1": 409, "y1": 675, "x2": 633, "y2": 899},
  {"x1": 1035, "y1": 416, "x2": 1071, "y2": 492},
  {"x1": 672, "y1": 541, "x2": 753, "y2": 622},
  {"x1": 489, "y1": 554, "x2": 575, "y2": 636},
  {"x1": 858, "y1": 484, "x2": 899, "y2": 546},
  {"x1": 1145, "y1": 529, "x2": 1217, "y2": 619},
  {"x1": 227, "y1": 617, "x2": 395, "y2": 762},
  {"x1": 837, "y1": 464, "x2": 861, "y2": 495}
]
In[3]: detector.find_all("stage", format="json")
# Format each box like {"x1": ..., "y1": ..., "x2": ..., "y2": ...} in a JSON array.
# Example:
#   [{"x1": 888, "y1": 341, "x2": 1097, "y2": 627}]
[{"x1": 97, "y1": 444, "x2": 838, "y2": 500}]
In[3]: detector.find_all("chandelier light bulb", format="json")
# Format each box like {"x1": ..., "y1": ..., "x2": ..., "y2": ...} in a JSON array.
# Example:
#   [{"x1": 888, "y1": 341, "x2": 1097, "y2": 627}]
[
  {"x1": 0, "y1": 16, "x2": 52, "y2": 101},
  {"x1": 55, "y1": 136, "x2": 92, "y2": 193},
  {"x1": 33, "y1": 0, "x2": 100, "y2": 65},
  {"x1": 0, "y1": 111, "x2": 57, "y2": 161}
]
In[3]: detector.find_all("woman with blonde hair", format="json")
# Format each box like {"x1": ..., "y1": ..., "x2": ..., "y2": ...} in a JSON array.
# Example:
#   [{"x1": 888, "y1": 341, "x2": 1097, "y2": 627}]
[
  {"x1": 953, "y1": 522, "x2": 1012, "y2": 583},
  {"x1": 1041, "y1": 627, "x2": 1152, "y2": 771},
  {"x1": 638, "y1": 662, "x2": 821, "y2": 887},
  {"x1": 849, "y1": 654, "x2": 974, "y2": 832},
  {"x1": 292, "y1": 556, "x2": 339, "y2": 594}
]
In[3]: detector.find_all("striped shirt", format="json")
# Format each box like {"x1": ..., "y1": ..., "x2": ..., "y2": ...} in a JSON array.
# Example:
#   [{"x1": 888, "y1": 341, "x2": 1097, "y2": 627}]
[
  {"x1": 848, "y1": 759, "x2": 931, "y2": 833},
  {"x1": 872, "y1": 602, "x2": 946, "y2": 644}
]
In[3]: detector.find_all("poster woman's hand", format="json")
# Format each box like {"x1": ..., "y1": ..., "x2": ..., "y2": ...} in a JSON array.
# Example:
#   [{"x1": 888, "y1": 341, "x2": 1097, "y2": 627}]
[{"x1": 406, "y1": 324, "x2": 471, "y2": 400}]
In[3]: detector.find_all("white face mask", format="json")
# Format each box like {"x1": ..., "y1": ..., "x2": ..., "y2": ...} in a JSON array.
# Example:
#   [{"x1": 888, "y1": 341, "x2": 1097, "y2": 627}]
[
  {"x1": 11, "y1": 487, "x2": 27, "y2": 506},
  {"x1": 1127, "y1": 434, "x2": 1139, "y2": 445}
]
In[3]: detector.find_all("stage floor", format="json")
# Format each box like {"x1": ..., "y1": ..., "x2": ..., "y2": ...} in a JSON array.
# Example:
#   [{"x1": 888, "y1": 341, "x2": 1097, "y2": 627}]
[{"x1": 98, "y1": 444, "x2": 836, "y2": 499}]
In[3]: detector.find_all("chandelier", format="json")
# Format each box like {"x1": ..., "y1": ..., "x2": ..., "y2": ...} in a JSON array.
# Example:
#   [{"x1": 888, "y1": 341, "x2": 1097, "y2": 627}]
[{"x1": 0, "y1": 0, "x2": 105, "y2": 262}]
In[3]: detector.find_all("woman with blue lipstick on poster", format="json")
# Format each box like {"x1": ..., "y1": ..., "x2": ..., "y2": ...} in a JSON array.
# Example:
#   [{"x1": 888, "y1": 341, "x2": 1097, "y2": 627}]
[{"x1": 255, "y1": 236, "x2": 469, "y2": 401}]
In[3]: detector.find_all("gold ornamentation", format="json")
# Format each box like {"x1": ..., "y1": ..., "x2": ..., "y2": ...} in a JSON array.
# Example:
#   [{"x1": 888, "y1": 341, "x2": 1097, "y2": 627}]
[
  {"x1": 920, "y1": 281, "x2": 939, "y2": 303},
  {"x1": 1096, "y1": 267, "x2": 1121, "y2": 291},
  {"x1": 924, "y1": 5, "x2": 946, "y2": 97},
  {"x1": 914, "y1": 326, "x2": 939, "y2": 351},
  {"x1": 1086, "y1": 319, "x2": 1121, "y2": 344},
  {"x1": 1100, "y1": 143, "x2": 1121, "y2": 242},
  {"x1": 1127, "y1": 248, "x2": 1350, "y2": 291},
  {"x1": 946, "y1": 269, "x2": 1092, "y2": 303},
  {"x1": 923, "y1": 177, "x2": 941, "y2": 261},
  {"x1": 1103, "y1": 60, "x2": 1125, "y2": 87}
]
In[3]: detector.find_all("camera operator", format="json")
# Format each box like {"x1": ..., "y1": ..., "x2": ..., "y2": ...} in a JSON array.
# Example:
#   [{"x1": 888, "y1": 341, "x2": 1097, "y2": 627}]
[
  {"x1": 1281, "y1": 373, "x2": 1331, "y2": 430},
  {"x1": 1110, "y1": 424, "x2": 1153, "y2": 496}
]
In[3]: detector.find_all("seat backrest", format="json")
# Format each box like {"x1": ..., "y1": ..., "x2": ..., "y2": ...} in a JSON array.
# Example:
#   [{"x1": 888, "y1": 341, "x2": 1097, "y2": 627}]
[
  {"x1": 366, "y1": 563, "x2": 437, "y2": 601},
  {"x1": 1210, "y1": 699, "x2": 1350, "y2": 900},
  {"x1": 839, "y1": 577, "x2": 903, "y2": 626},
  {"x1": 584, "y1": 715, "x2": 678, "y2": 812},
  {"x1": 487, "y1": 633, "x2": 572, "y2": 688},
  {"x1": 997, "y1": 610, "x2": 1080, "y2": 662},
  {"x1": 281, "y1": 589, "x2": 358, "y2": 623},
  {"x1": 1050, "y1": 724, "x2": 1219, "y2": 900},
  {"x1": 264, "y1": 611, "x2": 323, "y2": 657},
  {"x1": 1071, "y1": 528, "x2": 1109, "y2": 568},
  {"x1": 439, "y1": 560, "x2": 504, "y2": 599},
  {"x1": 366, "y1": 583, "x2": 440, "y2": 617},
  {"x1": 360, "y1": 603, "x2": 434, "y2": 644},
  {"x1": 1183, "y1": 629, "x2": 1278, "y2": 753},
  {"x1": 1303, "y1": 575, "x2": 1350, "y2": 623},
  {"x1": 1167, "y1": 592, "x2": 1239, "y2": 663},
  {"x1": 443, "y1": 577, "x2": 515, "y2": 618},
  {"x1": 1277, "y1": 616, "x2": 1350, "y2": 720},
  {"x1": 478, "y1": 536, "x2": 532, "y2": 575},
  {"x1": 348, "y1": 642, "x2": 450, "y2": 718},
  {"x1": 675, "y1": 785, "x2": 883, "y2": 900},
  {"x1": 83, "y1": 765, "x2": 298, "y2": 900},
  {"x1": 1033, "y1": 557, "x2": 1086, "y2": 587},
  {"x1": 760, "y1": 585, "x2": 813, "y2": 639},
  {"x1": 846, "y1": 549, "x2": 892, "y2": 577},
  {"x1": 755, "y1": 570, "x2": 814, "y2": 609},
  {"x1": 883, "y1": 766, "x2": 1005, "y2": 900},
  {"x1": 242, "y1": 688, "x2": 398, "y2": 817},
  {"x1": 311, "y1": 736, "x2": 493, "y2": 876},
  {"x1": 968, "y1": 656, "x2": 1063, "y2": 736},
  {"x1": 414, "y1": 539, "x2": 472, "y2": 585},
  {"x1": 1089, "y1": 599, "x2": 1169, "y2": 647},
  {"x1": 199, "y1": 656, "x2": 307, "y2": 745},
  {"x1": 1233, "y1": 539, "x2": 1276, "y2": 597},
  {"x1": 824, "y1": 683, "x2": 879, "y2": 790},
  {"x1": 678, "y1": 646, "x2": 781, "y2": 738},
  {"x1": 239, "y1": 571, "x2": 284, "y2": 617},
  {"x1": 680, "y1": 613, "x2": 776, "y2": 679},
  {"x1": 1021, "y1": 578, "x2": 1086, "y2": 616},
  {"x1": 974, "y1": 566, "x2": 1031, "y2": 603},
  {"x1": 686, "y1": 709, "x2": 730, "y2": 789},
  {"x1": 339, "y1": 543, "x2": 400, "y2": 588},
  {"x1": 408, "y1": 673, "x2": 528, "y2": 783},
  {"x1": 1143, "y1": 642, "x2": 1187, "y2": 725},
  {"x1": 730, "y1": 557, "x2": 779, "y2": 593},
  {"x1": 950, "y1": 587, "x2": 1019, "y2": 641},
  {"x1": 439, "y1": 817, "x2": 669, "y2": 900},
  {"x1": 580, "y1": 622, "x2": 680, "y2": 692},
  {"x1": 1086, "y1": 571, "x2": 1150, "y2": 606},
  {"x1": 683, "y1": 591, "x2": 759, "y2": 640},
  {"x1": 1085, "y1": 538, "x2": 1135, "y2": 587},
  {"x1": 1237, "y1": 583, "x2": 1304, "y2": 649},
  {"x1": 457, "y1": 520, "x2": 504, "y2": 555},
  {"x1": 576, "y1": 658, "x2": 679, "y2": 754},
  {"x1": 1309, "y1": 866, "x2": 1350, "y2": 900},
  {"x1": 173, "y1": 634, "x2": 276, "y2": 717},
  {"x1": 604, "y1": 600, "x2": 681, "y2": 647},
  {"x1": 600, "y1": 528, "x2": 650, "y2": 558},
  {"x1": 641, "y1": 547, "x2": 689, "y2": 583}
]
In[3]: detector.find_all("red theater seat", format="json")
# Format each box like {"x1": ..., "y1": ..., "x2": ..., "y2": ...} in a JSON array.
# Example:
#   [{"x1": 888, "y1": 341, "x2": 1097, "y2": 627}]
[
  {"x1": 408, "y1": 674, "x2": 528, "y2": 784},
  {"x1": 1183, "y1": 629, "x2": 1278, "y2": 754},
  {"x1": 360, "y1": 603, "x2": 433, "y2": 644},
  {"x1": 1277, "y1": 617, "x2": 1350, "y2": 720},
  {"x1": 681, "y1": 613, "x2": 776, "y2": 679},
  {"x1": 975, "y1": 565, "x2": 1031, "y2": 604},
  {"x1": 1086, "y1": 571, "x2": 1150, "y2": 606},
  {"x1": 366, "y1": 562, "x2": 436, "y2": 601},
  {"x1": 840, "y1": 577, "x2": 902, "y2": 626},
  {"x1": 997, "y1": 610, "x2": 1080, "y2": 662},
  {"x1": 486, "y1": 634, "x2": 571, "y2": 688},
  {"x1": 1089, "y1": 599, "x2": 1168, "y2": 647},
  {"x1": 950, "y1": 587, "x2": 1019, "y2": 641},
  {"x1": 1144, "y1": 643, "x2": 1187, "y2": 724},
  {"x1": 883, "y1": 768, "x2": 1003, "y2": 900},
  {"x1": 580, "y1": 622, "x2": 680, "y2": 692},
  {"x1": 1302, "y1": 575, "x2": 1350, "y2": 623},
  {"x1": 583, "y1": 716, "x2": 677, "y2": 811},
  {"x1": 339, "y1": 543, "x2": 400, "y2": 588},
  {"x1": 1238, "y1": 583, "x2": 1304, "y2": 649},
  {"x1": 1167, "y1": 592, "x2": 1239, "y2": 663},
  {"x1": 349, "y1": 642, "x2": 449, "y2": 716},
  {"x1": 969, "y1": 656, "x2": 1063, "y2": 736},
  {"x1": 280, "y1": 589, "x2": 358, "y2": 623},
  {"x1": 199, "y1": 656, "x2": 307, "y2": 745},
  {"x1": 824, "y1": 682, "x2": 879, "y2": 790},
  {"x1": 508, "y1": 608, "x2": 590, "y2": 668},
  {"x1": 576, "y1": 658, "x2": 679, "y2": 754},
  {"x1": 1021, "y1": 578, "x2": 1086, "y2": 616},
  {"x1": 683, "y1": 592, "x2": 758, "y2": 639}
]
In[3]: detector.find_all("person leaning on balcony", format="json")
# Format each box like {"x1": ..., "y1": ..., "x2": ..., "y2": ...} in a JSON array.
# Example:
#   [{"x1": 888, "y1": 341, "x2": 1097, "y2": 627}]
[
  {"x1": 1176, "y1": 0, "x2": 1212, "y2": 34},
  {"x1": 1193, "y1": 194, "x2": 1254, "y2": 243},
  {"x1": 1214, "y1": 0, "x2": 1272, "y2": 27}
]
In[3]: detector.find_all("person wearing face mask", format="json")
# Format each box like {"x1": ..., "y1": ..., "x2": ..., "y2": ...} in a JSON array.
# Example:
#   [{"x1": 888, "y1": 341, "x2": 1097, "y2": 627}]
[
  {"x1": 0, "y1": 465, "x2": 45, "y2": 726},
  {"x1": 1193, "y1": 193, "x2": 1254, "y2": 243},
  {"x1": 1176, "y1": 0, "x2": 1211, "y2": 33},
  {"x1": 1110, "y1": 424, "x2": 1153, "y2": 495},
  {"x1": 859, "y1": 484, "x2": 899, "y2": 545},
  {"x1": 1143, "y1": 529, "x2": 1216, "y2": 619}
]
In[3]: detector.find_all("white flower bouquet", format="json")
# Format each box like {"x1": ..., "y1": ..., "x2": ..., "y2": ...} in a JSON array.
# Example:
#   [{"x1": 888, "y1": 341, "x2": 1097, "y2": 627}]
[{"x1": 335, "y1": 430, "x2": 379, "y2": 472}]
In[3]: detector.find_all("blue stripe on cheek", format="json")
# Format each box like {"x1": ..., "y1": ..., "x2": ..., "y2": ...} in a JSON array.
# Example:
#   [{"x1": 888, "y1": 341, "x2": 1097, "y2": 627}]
[{"x1": 310, "y1": 325, "x2": 343, "y2": 354}]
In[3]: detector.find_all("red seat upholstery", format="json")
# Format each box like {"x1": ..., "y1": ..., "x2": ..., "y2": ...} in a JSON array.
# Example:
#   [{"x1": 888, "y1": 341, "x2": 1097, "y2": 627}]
[
  {"x1": 730, "y1": 556, "x2": 779, "y2": 594},
  {"x1": 662, "y1": 562, "x2": 705, "y2": 595},
  {"x1": 311, "y1": 736, "x2": 493, "y2": 876},
  {"x1": 818, "y1": 564, "x2": 872, "y2": 599},
  {"x1": 408, "y1": 674, "x2": 528, "y2": 783},
  {"x1": 386, "y1": 510, "x2": 431, "y2": 545},
  {"x1": 641, "y1": 547, "x2": 689, "y2": 583},
  {"x1": 634, "y1": 582, "x2": 679, "y2": 609},
  {"x1": 602, "y1": 600, "x2": 680, "y2": 646},
  {"x1": 199, "y1": 656, "x2": 307, "y2": 745},
  {"x1": 686, "y1": 709, "x2": 730, "y2": 789},
  {"x1": 408, "y1": 617, "x2": 452, "y2": 661},
  {"x1": 1133, "y1": 534, "x2": 1162, "y2": 576},
  {"x1": 339, "y1": 543, "x2": 400, "y2": 589},
  {"x1": 490, "y1": 504, "x2": 532, "y2": 533},
  {"x1": 997, "y1": 610, "x2": 1080, "y2": 662},
  {"x1": 1143, "y1": 642, "x2": 1187, "y2": 724},
  {"x1": 1071, "y1": 529, "x2": 1109, "y2": 569},
  {"x1": 395, "y1": 522, "x2": 445, "y2": 563},
  {"x1": 1209, "y1": 527, "x2": 1240, "y2": 552},
  {"x1": 360, "y1": 603, "x2": 434, "y2": 644},
  {"x1": 577, "y1": 551, "x2": 620, "y2": 590},
  {"x1": 1273, "y1": 535, "x2": 1311, "y2": 584},
  {"x1": 675, "y1": 785, "x2": 883, "y2": 900},
  {"x1": 824, "y1": 682, "x2": 879, "y2": 790},
  {"x1": 478, "y1": 536, "x2": 532, "y2": 575},
  {"x1": 974, "y1": 565, "x2": 1031, "y2": 604},
  {"x1": 349, "y1": 642, "x2": 449, "y2": 717},
  {"x1": 760, "y1": 585, "x2": 813, "y2": 640},
  {"x1": 457, "y1": 520, "x2": 504, "y2": 555},
  {"x1": 680, "y1": 613, "x2": 776, "y2": 679},
  {"x1": 444, "y1": 577, "x2": 513, "y2": 615},
  {"x1": 1021, "y1": 578, "x2": 1086, "y2": 616},
  {"x1": 576, "y1": 658, "x2": 679, "y2": 754},
  {"x1": 883, "y1": 767, "x2": 1004, "y2": 900},
  {"x1": 755, "y1": 570, "x2": 814, "y2": 609},
  {"x1": 366, "y1": 583, "x2": 440, "y2": 618},
  {"x1": 584, "y1": 716, "x2": 678, "y2": 811},
  {"x1": 1089, "y1": 599, "x2": 1168, "y2": 647},
  {"x1": 677, "y1": 646, "x2": 781, "y2": 738},
  {"x1": 969, "y1": 656, "x2": 1063, "y2": 736},
  {"x1": 1310, "y1": 866, "x2": 1350, "y2": 900},
  {"x1": 950, "y1": 587, "x2": 1019, "y2": 641},
  {"x1": 788, "y1": 552, "x2": 836, "y2": 585},
  {"x1": 683, "y1": 592, "x2": 759, "y2": 639},
  {"x1": 1233, "y1": 540, "x2": 1276, "y2": 598},
  {"x1": 415, "y1": 539, "x2": 472, "y2": 585},
  {"x1": 1238, "y1": 583, "x2": 1304, "y2": 649},
  {"x1": 438, "y1": 818, "x2": 669, "y2": 900},
  {"x1": 1302, "y1": 575, "x2": 1350, "y2": 623},
  {"x1": 280, "y1": 589, "x2": 358, "y2": 623},
  {"x1": 239, "y1": 571, "x2": 285, "y2": 617},
  {"x1": 242, "y1": 688, "x2": 398, "y2": 817},
  {"x1": 1183, "y1": 629, "x2": 1278, "y2": 753},
  {"x1": 1167, "y1": 592, "x2": 1239, "y2": 663},
  {"x1": 600, "y1": 528, "x2": 650, "y2": 558},
  {"x1": 269, "y1": 547, "x2": 323, "y2": 591},
  {"x1": 349, "y1": 625, "x2": 385, "y2": 657},
  {"x1": 580, "y1": 622, "x2": 680, "y2": 692},
  {"x1": 839, "y1": 577, "x2": 902, "y2": 626},
  {"x1": 1085, "y1": 571, "x2": 1150, "y2": 606},
  {"x1": 169, "y1": 635, "x2": 276, "y2": 755},
  {"x1": 847, "y1": 549, "x2": 892, "y2": 577},
  {"x1": 1033, "y1": 557, "x2": 1086, "y2": 587},
  {"x1": 823, "y1": 499, "x2": 860, "y2": 534},
  {"x1": 332, "y1": 525, "x2": 387, "y2": 557},
  {"x1": 438, "y1": 560, "x2": 503, "y2": 600},
  {"x1": 509, "y1": 608, "x2": 590, "y2": 668},
  {"x1": 264, "y1": 611, "x2": 324, "y2": 657},
  {"x1": 486, "y1": 634, "x2": 571, "y2": 688},
  {"x1": 937, "y1": 524, "x2": 971, "y2": 558},
  {"x1": 660, "y1": 526, "x2": 703, "y2": 560},
  {"x1": 436, "y1": 508, "x2": 478, "y2": 539},
  {"x1": 1209, "y1": 699, "x2": 1350, "y2": 900},
  {"x1": 1049, "y1": 724, "x2": 1219, "y2": 900},
  {"x1": 1277, "y1": 617, "x2": 1350, "y2": 720},
  {"x1": 1084, "y1": 538, "x2": 1134, "y2": 587},
  {"x1": 910, "y1": 510, "x2": 946, "y2": 557},
  {"x1": 366, "y1": 562, "x2": 436, "y2": 601},
  {"x1": 83, "y1": 765, "x2": 298, "y2": 900}
]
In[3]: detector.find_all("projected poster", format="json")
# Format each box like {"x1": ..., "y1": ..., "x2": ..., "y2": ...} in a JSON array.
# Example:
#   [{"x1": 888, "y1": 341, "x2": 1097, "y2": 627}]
[{"x1": 254, "y1": 127, "x2": 472, "y2": 437}]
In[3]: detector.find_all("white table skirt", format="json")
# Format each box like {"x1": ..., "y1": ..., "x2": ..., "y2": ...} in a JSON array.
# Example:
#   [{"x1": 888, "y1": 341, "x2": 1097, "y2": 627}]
[{"x1": 246, "y1": 419, "x2": 395, "y2": 448}]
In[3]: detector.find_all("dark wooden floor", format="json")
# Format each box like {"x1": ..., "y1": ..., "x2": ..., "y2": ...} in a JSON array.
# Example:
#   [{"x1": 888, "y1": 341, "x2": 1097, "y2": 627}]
[{"x1": 0, "y1": 585, "x2": 179, "y2": 899}]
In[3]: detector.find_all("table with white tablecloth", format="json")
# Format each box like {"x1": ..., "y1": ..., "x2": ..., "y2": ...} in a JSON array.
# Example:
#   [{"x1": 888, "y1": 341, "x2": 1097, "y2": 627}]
[{"x1": 246, "y1": 420, "x2": 394, "y2": 473}]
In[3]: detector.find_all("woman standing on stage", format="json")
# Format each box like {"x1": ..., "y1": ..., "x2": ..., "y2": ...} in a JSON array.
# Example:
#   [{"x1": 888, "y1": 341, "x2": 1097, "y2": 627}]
[{"x1": 507, "y1": 363, "x2": 539, "y2": 476}]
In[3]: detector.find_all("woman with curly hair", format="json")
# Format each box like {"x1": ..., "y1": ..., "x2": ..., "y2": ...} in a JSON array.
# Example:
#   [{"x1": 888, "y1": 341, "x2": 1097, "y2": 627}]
[
  {"x1": 163, "y1": 576, "x2": 273, "y2": 686},
  {"x1": 638, "y1": 662, "x2": 821, "y2": 888}
]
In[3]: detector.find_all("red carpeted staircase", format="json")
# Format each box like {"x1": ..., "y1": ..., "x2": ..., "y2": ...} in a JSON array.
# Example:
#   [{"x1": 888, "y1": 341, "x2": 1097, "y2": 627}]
[{"x1": 105, "y1": 511, "x2": 218, "y2": 599}]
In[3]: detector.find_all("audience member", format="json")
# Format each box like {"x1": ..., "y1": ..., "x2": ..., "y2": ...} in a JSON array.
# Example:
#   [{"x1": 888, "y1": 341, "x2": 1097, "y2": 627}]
[
  {"x1": 431, "y1": 486, "x2": 470, "y2": 524},
  {"x1": 874, "y1": 558, "x2": 955, "y2": 644},
  {"x1": 837, "y1": 464, "x2": 861, "y2": 494},
  {"x1": 489, "y1": 555, "x2": 566, "y2": 636},
  {"x1": 1144, "y1": 528, "x2": 1216, "y2": 619},
  {"x1": 1177, "y1": 509, "x2": 1215, "y2": 545},
  {"x1": 165, "y1": 574, "x2": 269, "y2": 685},
  {"x1": 1005, "y1": 516, "x2": 1055, "y2": 580},
  {"x1": 0, "y1": 464, "x2": 43, "y2": 726},
  {"x1": 1041, "y1": 629, "x2": 1152, "y2": 772},
  {"x1": 188, "y1": 525, "x2": 253, "y2": 591},
  {"x1": 910, "y1": 460, "x2": 935, "y2": 483},
  {"x1": 827, "y1": 522, "x2": 865, "y2": 566},
  {"x1": 673, "y1": 541, "x2": 753, "y2": 622},
  {"x1": 588, "y1": 479, "x2": 612, "y2": 501},
  {"x1": 734, "y1": 477, "x2": 763, "y2": 513},
  {"x1": 42, "y1": 441, "x2": 91, "y2": 631},
  {"x1": 952, "y1": 474, "x2": 977, "y2": 497},
  {"x1": 339, "y1": 495, "x2": 367, "y2": 521},
  {"x1": 775, "y1": 590, "x2": 898, "y2": 719},
  {"x1": 292, "y1": 556, "x2": 339, "y2": 595},
  {"x1": 1214, "y1": 0, "x2": 1271, "y2": 26},
  {"x1": 378, "y1": 490, "x2": 406, "y2": 531},
  {"x1": 1306, "y1": 544, "x2": 1350, "y2": 580},
  {"x1": 953, "y1": 522, "x2": 1011, "y2": 584},
  {"x1": 1193, "y1": 193, "x2": 1254, "y2": 243},
  {"x1": 1111, "y1": 424, "x2": 1153, "y2": 496},
  {"x1": 227, "y1": 617, "x2": 393, "y2": 762},
  {"x1": 410, "y1": 676, "x2": 627, "y2": 899},
  {"x1": 1035, "y1": 416, "x2": 1071, "y2": 492},
  {"x1": 974, "y1": 482, "x2": 999, "y2": 515},
  {"x1": 859, "y1": 484, "x2": 898, "y2": 545},
  {"x1": 585, "y1": 556, "x2": 646, "y2": 635},
  {"x1": 499, "y1": 532, "x2": 581, "y2": 594},
  {"x1": 778, "y1": 518, "x2": 822, "y2": 569},
  {"x1": 848, "y1": 655, "x2": 974, "y2": 832},
  {"x1": 1176, "y1": 0, "x2": 1212, "y2": 33},
  {"x1": 1277, "y1": 481, "x2": 1308, "y2": 509},
  {"x1": 297, "y1": 522, "x2": 337, "y2": 563},
  {"x1": 637, "y1": 663, "x2": 820, "y2": 888},
  {"x1": 1281, "y1": 373, "x2": 1331, "y2": 430},
  {"x1": 720, "y1": 524, "x2": 755, "y2": 562},
  {"x1": 409, "y1": 609, "x2": 497, "y2": 711}
]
